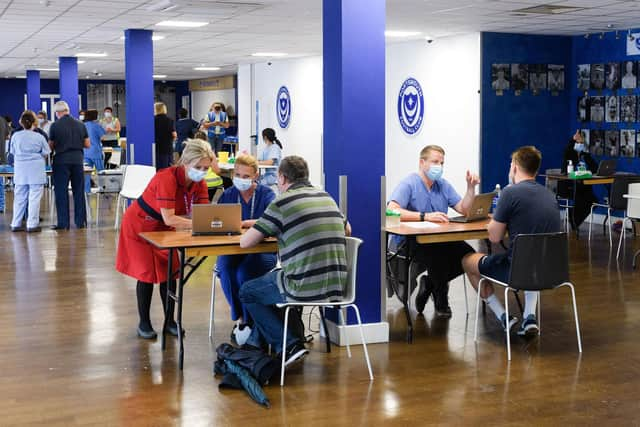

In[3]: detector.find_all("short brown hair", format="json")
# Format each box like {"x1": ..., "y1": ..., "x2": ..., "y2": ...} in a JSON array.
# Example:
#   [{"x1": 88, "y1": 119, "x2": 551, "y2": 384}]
[
  {"x1": 511, "y1": 146, "x2": 542, "y2": 176},
  {"x1": 420, "y1": 145, "x2": 445, "y2": 159},
  {"x1": 279, "y1": 155, "x2": 309, "y2": 184},
  {"x1": 85, "y1": 109, "x2": 98, "y2": 121},
  {"x1": 20, "y1": 110, "x2": 37, "y2": 129}
]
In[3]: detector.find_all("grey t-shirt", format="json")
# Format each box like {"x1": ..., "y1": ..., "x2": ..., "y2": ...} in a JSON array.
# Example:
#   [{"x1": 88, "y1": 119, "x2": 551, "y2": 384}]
[
  {"x1": 493, "y1": 179, "x2": 562, "y2": 256},
  {"x1": 49, "y1": 115, "x2": 88, "y2": 164}
]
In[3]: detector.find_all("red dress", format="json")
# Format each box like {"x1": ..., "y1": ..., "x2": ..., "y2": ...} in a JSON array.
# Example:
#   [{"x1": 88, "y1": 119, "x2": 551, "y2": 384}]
[{"x1": 116, "y1": 166, "x2": 209, "y2": 284}]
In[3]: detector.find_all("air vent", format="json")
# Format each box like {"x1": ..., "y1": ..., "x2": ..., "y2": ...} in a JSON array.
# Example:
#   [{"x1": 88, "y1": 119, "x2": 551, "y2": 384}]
[{"x1": 513, "y1": 4, "x2": 586, "y2": 15}]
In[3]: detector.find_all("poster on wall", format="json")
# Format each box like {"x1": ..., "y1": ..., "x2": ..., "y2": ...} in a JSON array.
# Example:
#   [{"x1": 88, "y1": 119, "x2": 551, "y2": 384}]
[
  {"x1": 276, "y1": 85, "x2": 291, "y2": 129},
  {"x1": 606, "y1": 62, "x2": 621, "y2": 90},
  {"x1": 491, "y1": 64, "x2": 510, "y2": 91},
  {"x1": 529, "y1": 64, "x2": 547, "y2": 92},
  {"x1": 620, "y1": 129, "x2": 636, "y2": 157},
  {"x1": 605, "y1": 96, "x2": 619, "y2": 123},
  {"x1": 620, "y1": 95, "x2": 636, "y2": 122},
  {"x1": 579, "y1": 129, "x2": 590, "y2": 152},
  {"x1": 578, "y1": 96, "x2": 590, "y2": 122},
  {"x1": 590, "y1": 96, "x2": 605, "y2": 122},
  {"x1": 548, "y1": 64, "x2": 565, "y2": 91},
  {"x1": 605, "y1": 130, "x2": 620, "y2": 156},
  {"x1": 577, "y1": 64, "x2": 591, "y2": 90},
  {"x1": 397, "y1": 77, "x2": 424, "y2": 135},
  {"x1": 511, "y1": 64, "x2": 528, "y2": 91},
  {"x1": 591, "y1": 63, "x2": 605, "y2": 90},
  {"x1": 590, "y1": 130, "x2": 605, "y2": 156},
  {"x1": 626, "y1": 35, "x2": 640, "y2": 56},
  {"x1": 621, "y1": 60, "x2": 637, "y2": 89}
]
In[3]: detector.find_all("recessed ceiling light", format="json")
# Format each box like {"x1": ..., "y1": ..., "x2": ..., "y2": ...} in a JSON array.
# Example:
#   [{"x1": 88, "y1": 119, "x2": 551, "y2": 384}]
[
  {"x1": 153, "y1": 74, "x2": 167, "y2": 78},
  {"x1": 385, "y1": 30, "x2": 422, "y2": 38},
  {"x1": 35, "y1": 68, "x2": 58, "y2": 72},
  {"x1": 15, "y1": 75, "x2": 26, "y2": 79},
  {"x1": 76, "y1": 52, "x2": 107, "y2": 58},
  {"x1": 120, "y1": 35, "x2": 165, "y2": 41},
  {"x1": 251, "y1": 52, "x2": 288, "y2": 57},
  {"x1": 193, "y1": 67, "x2": 221, "y2": 71},
  {"x1": 156, "y1": 20, "x2": 208, "y2": 28},
  {"x1": 56, "y1": 60, "x2": 86, "y2": 64}
]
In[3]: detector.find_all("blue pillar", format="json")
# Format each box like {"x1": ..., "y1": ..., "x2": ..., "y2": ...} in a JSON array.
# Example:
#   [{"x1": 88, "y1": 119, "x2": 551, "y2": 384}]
[
  {"x1": 323, "y1": 1, "x2": 386, "y2": 327},
  {"x1": 59, "y1": 57, "x2": 79, "y2": 116},
  {"x1": 26, "y1": 70, "x2": 41, "y2": 113},
  {"x1": 125, "y1": 29, "x2": 154, "y2": 166}
]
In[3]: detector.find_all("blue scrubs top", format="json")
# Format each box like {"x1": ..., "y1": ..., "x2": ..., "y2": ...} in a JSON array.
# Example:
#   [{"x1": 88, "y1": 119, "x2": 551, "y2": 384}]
[
  {"x1": 258, "y1": 143, "x2": 282, "y2": 185},
  {"x1": 84, "y1": 121, "x2": 106, "y2": 159},
  {"x1": 218, "y1": 183, "x2": 276, "y2": 220}
]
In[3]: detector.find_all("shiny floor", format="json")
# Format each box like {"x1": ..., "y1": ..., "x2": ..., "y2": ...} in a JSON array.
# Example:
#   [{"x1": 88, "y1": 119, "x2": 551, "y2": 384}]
[{"x1": 1, "y1": 193, "x2": 640, "y2": 426}]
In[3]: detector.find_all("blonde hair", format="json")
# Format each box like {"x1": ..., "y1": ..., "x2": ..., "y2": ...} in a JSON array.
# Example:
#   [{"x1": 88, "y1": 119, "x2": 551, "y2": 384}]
[
  {"x1": 179, "y1": 138, "x2": 215, "y2": 166},
  {"x1": 420, "y1": 144, "x2": 445, "y2": 159},
  {"x1": 54, "y1": 100, "x2": 69, "y2": 113},
  {"x1": 234, "y1": 154, "x2": 259, "y2": 174},
  {"x1": 154, "y1": 102, "x2": 167, "y2": 115}
]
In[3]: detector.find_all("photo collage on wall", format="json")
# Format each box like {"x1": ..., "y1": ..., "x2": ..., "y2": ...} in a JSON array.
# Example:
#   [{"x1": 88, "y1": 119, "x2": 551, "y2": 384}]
[
  {"x1": 491, "y1": 63, "x2": 565, "y2": 95},
  {"x1": 576, "y1": 60, "x2": 640, "y2": 158}
]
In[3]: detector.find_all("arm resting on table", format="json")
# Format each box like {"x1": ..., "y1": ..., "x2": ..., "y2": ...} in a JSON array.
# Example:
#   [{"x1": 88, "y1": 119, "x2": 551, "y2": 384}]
[{"x1": 240, "y1": 227, "x2": 267, "y2": 248}]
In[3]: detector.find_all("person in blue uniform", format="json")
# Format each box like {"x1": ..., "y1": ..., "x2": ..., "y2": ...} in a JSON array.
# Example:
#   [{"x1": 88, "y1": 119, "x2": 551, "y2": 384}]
[
  {"x1": 257, "y1": 128, "x2": 282, "y2": 186},
  {"x1": 216, "y1": 153, "x2": 277, "y2": 345},
  {"x1": 83, "y1": 109, "x2": 106, "y2": 193}
]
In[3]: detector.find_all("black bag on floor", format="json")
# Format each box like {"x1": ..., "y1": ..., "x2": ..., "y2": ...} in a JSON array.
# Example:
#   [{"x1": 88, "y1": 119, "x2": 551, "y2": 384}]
[{"x1": 214, "y1": 343, "x2": 279, "y2": 386}]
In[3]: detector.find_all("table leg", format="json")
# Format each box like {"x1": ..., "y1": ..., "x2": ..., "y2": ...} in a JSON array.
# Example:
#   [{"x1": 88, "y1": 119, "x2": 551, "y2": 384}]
[
  {"x1": 385, "y1": 234, "x2": 413, "y2": 343},
  {"x1": 162, "y1": 248, "x2": 173, "y2": 351},
  {"x1": 177, "y1": 248, "x2": 186, "y2": 370}
]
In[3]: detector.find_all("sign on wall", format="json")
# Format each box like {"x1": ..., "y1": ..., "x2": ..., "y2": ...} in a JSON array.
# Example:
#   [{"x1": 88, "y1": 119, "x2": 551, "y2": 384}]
[
  {"x1": 277, "y1": 85, "x2": 291, "y2": 128},
  {"x1": 189, "y1": 75, "x2": 235, "y2": 91},
  {"x1": 397, "y1": 77, "x2": 424, "y2": 135}
]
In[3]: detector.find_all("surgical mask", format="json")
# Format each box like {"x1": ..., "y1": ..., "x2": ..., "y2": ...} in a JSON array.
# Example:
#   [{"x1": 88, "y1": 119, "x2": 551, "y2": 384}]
[
  {"x1": 79, "y1": 115, "x2": 85, "y2": 121},
  {"x1": 104, "y1": 112, "x2": 112, "y2": 118},
  {"x1": 574, "y1": 143, "x2": 585, "y2": 153},
  {"x1": 38, "y1": 118, "x2": 44, "y2": 125},
  {"x1": 425, "y1": 164, "x2": 443, "y2": 181},
  {"x1": 187, "y1": 167, "x2": 207, "y2": 182},
  {"x1": 233, "y1": 177, "x2": 253, "y2": 192}
]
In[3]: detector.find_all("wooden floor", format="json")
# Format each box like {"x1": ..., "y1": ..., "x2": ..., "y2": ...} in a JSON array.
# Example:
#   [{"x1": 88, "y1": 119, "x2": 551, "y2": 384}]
[{"x1": 2, "y1": 193, "x2": 640, "y2": 426}]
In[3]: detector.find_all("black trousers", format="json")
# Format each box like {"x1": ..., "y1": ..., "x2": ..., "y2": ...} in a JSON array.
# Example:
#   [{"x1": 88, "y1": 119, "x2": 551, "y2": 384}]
[
  {"x1": 559, "y1": 181, "x2": 597, "y2": 228},
  {"x1": 412, "y1": 241, "x2": 475, "y2": 294},
  {"x1": 52, "y1": 162, "x2": 86, "y2": 228}
]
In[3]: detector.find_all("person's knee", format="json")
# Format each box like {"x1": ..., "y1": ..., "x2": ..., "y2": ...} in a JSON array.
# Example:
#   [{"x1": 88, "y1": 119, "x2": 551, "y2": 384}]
[
  {"x1": 238, "y1": 278, "x2": 257, "y2": 303},
  {"x1": 462, "y1": 252, "x2": 483, "y2": 275}
]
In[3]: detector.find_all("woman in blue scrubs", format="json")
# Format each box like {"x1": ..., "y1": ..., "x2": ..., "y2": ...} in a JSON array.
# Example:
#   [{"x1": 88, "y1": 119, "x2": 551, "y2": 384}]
[
  {"x1": 83, "y1": 109, "x2": 106, "y2": 192},
  {"x1": 216, "y1": 154, "x2": 277, "y2": 344},
  {"x1": 257, "y1": 128, "x2": 282, "y2": 186}
]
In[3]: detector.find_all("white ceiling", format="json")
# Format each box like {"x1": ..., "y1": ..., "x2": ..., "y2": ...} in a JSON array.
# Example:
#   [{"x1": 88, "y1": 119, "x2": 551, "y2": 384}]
[{"x1": 0, "y1": 0, "x2": 639, "y2": 80}]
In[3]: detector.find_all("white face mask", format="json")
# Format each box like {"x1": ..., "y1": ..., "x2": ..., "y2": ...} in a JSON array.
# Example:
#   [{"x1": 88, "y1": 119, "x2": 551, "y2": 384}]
[
  {"x1": 79, "y1": 115, "x2": 85, "y2": 121},
  {"x1": 187, "y1": 167, "x2": 207, "y2": 182},
  {"x1": 104, "y1": 112, "x2": 112, "y2": 118},
  {"x1": 37, "y1": 118, "x2": 44, "y2": 125}
]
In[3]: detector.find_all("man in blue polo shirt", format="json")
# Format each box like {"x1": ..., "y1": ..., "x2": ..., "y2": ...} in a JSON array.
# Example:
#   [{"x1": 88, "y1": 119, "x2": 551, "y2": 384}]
[
  {"x1": 462, "y1": 146, "x2": 562, "y2": 336},
  {"x1": 388, "y1": 144, "x2": 480, "y2": 317}
]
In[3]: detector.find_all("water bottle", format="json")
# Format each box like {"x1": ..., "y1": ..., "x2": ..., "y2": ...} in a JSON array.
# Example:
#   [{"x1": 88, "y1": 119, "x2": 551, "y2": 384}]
[
  {"x1": 567, "y1": 160, "x2": 574, "y2": 174},
  {"x1": 491, "y1": 184, "x2": 501, "y2": 212}
]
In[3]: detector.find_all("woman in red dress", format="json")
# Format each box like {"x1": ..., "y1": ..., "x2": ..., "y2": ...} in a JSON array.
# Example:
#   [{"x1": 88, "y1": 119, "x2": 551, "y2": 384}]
[{"x1": 116, "y1": 139, "x2": 214, "y2": 339}]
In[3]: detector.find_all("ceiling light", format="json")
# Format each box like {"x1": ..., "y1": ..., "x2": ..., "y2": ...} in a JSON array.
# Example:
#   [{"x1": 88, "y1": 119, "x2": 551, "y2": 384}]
[
  {"x1": 34, "y1": 68, "x2": 58, "y2": 72},
  {"x1": 251, "y1": 52, "x2": 288, "y2": 57},
  {"x1": 15, "y1": 75, "x2": 26, "y2": 79},
  {"x1": 76, "y1": 52, "x2": 107, "y2": 58},
  {"x1": 155, "y1": 20, "x2": 208, "y2": 28},
  {"x1": 385, "y1": 30, "x2": 422, "y2": 38},
  {"x1": 193, "y1": 66, "x2": 220, "y2": 71},
  {"x1": 153, "y1": 74, "x2": 167, "y2": 78},
  {"x1": 120, "y1": 35, "x2": 165, "y2": 41},
  {"x1": 56, "y1": 60, "x2": 85, "y2": 64}
]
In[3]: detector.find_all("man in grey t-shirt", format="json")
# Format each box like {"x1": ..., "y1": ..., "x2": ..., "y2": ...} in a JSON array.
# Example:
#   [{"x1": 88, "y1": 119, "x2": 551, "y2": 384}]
[{"x1": 462, "y1": 146, "x2": 562, "y2": 337}]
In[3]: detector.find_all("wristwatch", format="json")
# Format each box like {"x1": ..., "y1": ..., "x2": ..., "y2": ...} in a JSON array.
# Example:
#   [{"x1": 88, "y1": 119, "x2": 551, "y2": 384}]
[{"x1": 419, "y1": 212, "x2": 425, "y2": 222}]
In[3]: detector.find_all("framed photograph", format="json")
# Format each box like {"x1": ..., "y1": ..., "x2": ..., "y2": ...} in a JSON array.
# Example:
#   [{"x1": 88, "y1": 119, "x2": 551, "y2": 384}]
[
  {"x1": 579, "y1": 129, "x2": 590, "y2": 152},
  {"x1": 491, "y1": 64, "x2": 510, "y2": 90},
  {"x1": 591, "y1": 63, "x2": 605, "y2": 90},
  {"x1": 548, "y1": 64, "x2": 565, "y2": 91},
  {"x1": 620, "y1": 129, "x2": 636, "y2": 157},
  {"x1": 577, "y1": 64, "x2": 591, "y2": 90},
  {"x1": 590, "y1": 130, "x2": 605, "y2": 156},
  {"x1": 605, "y1": 130, "x2": 620, "y2": 156},
  {"x1": 621, "y1": 60, "x2": 637, "y2": 89},
  {"x1": 529, "y1": 64, "x2": 547, "y2": 91},
  {"x1": 620, "y1": 95, "x2": 636, "y2": 122},
  {"x1": 605, "y1": 96, "x2": 619, "y2": 123},
  {"x1": 606, "y1": 62, "x2": 621, "y2": 90},
  {"x1": 578, "y1": 96, "x2": 590, "y2": 122},
  {"x1": 590, "y1": 96, "x2": 605, "y2": 122},
  {"x1": 511, "y1": 64, "x2": 529, "y2": 91}
]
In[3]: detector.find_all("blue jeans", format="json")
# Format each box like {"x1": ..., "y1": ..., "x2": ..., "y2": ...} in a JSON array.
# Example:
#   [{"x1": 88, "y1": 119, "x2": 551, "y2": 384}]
[
  {"x1": 208, "y1": 135, "x2": 224, "y2": 154},
  {"x1": 84, "y1": 156, "x2": 104, "y2": 193},
  {"x1": 239, "y1": 271, "x2": 302, "y2": 354},
  {"x1": 53, "y1": 162, "x2": 86, "y2": 228},
  {"x1": 217, "y1": 253, "x2": 277, "y2": 322}
]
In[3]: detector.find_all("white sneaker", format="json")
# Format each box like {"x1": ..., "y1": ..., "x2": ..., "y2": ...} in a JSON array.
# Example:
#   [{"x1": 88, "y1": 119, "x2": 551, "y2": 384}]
[{"x1": 231, "y1": 324, "x2": 252, "y2": 346}]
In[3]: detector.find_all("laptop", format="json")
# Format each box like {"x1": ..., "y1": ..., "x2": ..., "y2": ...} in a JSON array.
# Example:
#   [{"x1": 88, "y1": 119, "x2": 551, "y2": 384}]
[
  {"x1": 449, "y1": 192, "x2": 495, "y2": 223},
  {"x1": 596, "y1": 159, "x2": 616, "y2": 176},
  {"x1": 192, "y1": 204, "x2": 242, "y2": 236}
]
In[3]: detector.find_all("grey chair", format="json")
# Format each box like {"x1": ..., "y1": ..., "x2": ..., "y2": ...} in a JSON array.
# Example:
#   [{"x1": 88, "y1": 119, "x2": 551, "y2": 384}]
[{"x1": 473, "y1": 232, "x2": 583, "y2": 361}]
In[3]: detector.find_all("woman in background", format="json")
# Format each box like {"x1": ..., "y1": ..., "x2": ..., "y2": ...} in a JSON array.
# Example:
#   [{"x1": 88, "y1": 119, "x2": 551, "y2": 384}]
[
  {"x1": 257, "y1": 128, "x2": 282, "y2": 186},
  {"x1": 154, "y1": 102, "x2": 177, "y2": 170},
  {"x1": 561, "y1": 130, "x2": 598, "y2": 231},
  {"x1": 83, "y1": 109, "x2": 106, "y2": 193}
]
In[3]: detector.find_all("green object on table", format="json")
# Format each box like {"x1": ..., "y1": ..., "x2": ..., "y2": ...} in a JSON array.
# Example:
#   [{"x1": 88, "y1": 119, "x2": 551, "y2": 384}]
[
  {"x1": 569, "y1": 171, "x2": 592, "y2": 179},
  {"x1": 386, "y1": 208, "x2": 401, "y2": 217}
]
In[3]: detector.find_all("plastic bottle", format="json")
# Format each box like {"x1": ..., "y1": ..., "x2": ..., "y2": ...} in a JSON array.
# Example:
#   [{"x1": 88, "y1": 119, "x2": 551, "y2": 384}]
[
  {"x1": 491, "y1": 184, "x2": 501, "y2": 212},
  {"x1": 228, "y1": 152, "x2": 235, "y2": 164},
  {"x1": 567, "y1": 160, "x2": 574, "y2": 174}
]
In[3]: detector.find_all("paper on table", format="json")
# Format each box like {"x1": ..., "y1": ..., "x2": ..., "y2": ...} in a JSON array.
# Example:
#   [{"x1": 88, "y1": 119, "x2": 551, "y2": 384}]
[{"x1": 404, "y1": 221, "x2": 440, "y2": 229}]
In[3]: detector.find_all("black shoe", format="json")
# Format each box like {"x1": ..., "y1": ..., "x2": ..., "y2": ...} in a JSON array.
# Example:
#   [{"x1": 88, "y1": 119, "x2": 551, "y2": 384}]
[
  {"x1": 50, "y1": 225, "x2": 69, "y2": 231},
  {"x1": 137, "y1": 326, "x2": 158, "y2": 340},
  {"x1": 11, "y1": 226, "x2": 24, "y2": 232},
  {"x1": 165, "y1": 322, "x2": 184, "y2": 337},
  {"x1": 415, "y1": 276, "x2": 433, "y2": 314},
  {"x1": 279, "y1": 343, "x2": 309, "y2": 367},
  {"x1": 26, "y1": 227, "x2": 42, "y2": 233},
  {"x1": 433, "y1": 285, "x2": 452, "y2": 318}
]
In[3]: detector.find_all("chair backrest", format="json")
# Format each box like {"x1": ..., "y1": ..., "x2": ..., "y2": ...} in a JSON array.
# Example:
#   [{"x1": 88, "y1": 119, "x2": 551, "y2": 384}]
[
  {"x1": 341, "y1": 236, "x2": 363, "y2": 304},
  {"x1": 120, "y1": 165, "x2": 156, "y2": 199},
  {"x1": 628, "y1": 183, "x2": 640, "y2": 220},
  {"x1": 508, "y1": 232, "x2": 569, "y2": 291},
  {"x1": 108, "y1": 149, "x2": 122, "y2": 167},
  {"x1": 611, "y1": 175, "x2": 640, "y2": 211},
  {"x1": 544, "y1": 168, "x2": 561, "y2": 194}
]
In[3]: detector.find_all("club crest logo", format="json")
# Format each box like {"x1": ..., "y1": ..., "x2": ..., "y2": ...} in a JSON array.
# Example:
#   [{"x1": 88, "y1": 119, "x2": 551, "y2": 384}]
[
  {"x1": 277, "y1": 86, "x2": 291, "y2": 128},
  {"x1": 397, "y1": 77, "x2": 424, "y2": 135}
]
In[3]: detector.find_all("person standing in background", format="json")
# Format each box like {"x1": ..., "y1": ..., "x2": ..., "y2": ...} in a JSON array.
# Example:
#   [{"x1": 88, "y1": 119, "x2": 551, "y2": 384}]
[
  {"x1": 257, "y1": 128, "x2": 283, "y2": 186},
  {"x1": 100, "y1": 106, "x2": 121, "y2": 147},
  {"x1": 201, "y1": 102, "x2": 229, "y2": 154},
  {"x1": 154, "y1": 102, "x2": 176, "y2": 170},
  {"x1": 36, "y1": 111, "x2": 51, "y2": 136},
  {"x1": 0, "y1": 115, "x2": 8, "y2": 213},
  {"x1": 175, "y1": 108, "x2": 199, "y2": 158},
  {"x1": 83, "y1": 110, "x2": 106, "y2": 193}
]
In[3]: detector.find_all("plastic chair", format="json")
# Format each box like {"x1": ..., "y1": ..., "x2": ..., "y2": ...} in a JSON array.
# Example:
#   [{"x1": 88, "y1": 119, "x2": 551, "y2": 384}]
[
  {"x1": 590, "y1": 175, "x2": 640, "y2": 246},
  {"x1": 114, "y1": 165, "x2": 156, "y2": 229},
  {"x1": 618, "y1": 183, "x2": 640, "y2": 262},
  {"x1": 208, "y1": 265, "x2": 220, "y2": 339},
  {"x1": 276, "y1": 237, "x2": 373, "y2": 386},
  {"x1": 545, "y1": 169, "x2": 571, "y2": 233},
  {"x1": 473, "y1": 232, "x2": 582, "y2": 361}
]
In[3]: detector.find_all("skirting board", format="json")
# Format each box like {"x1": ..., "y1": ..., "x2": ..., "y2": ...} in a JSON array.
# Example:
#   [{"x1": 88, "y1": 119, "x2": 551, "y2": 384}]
[{"x1": 321, "y1": 319, "x2": 389, "y2": 346}]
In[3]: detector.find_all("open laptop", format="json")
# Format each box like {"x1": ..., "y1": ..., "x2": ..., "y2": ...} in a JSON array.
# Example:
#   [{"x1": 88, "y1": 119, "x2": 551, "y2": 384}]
[
  {"x1": 449, "y1": 192, "x2": 495, "y2": 223},
  {"x1": 192, "y1": 204, "x2": 242, "y2": 236},
  {"x1": 596, "y1": 159, "x2": 617, "y2": 176}
]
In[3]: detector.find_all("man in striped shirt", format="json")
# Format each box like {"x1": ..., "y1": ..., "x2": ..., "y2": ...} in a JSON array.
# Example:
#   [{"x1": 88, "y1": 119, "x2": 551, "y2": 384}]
[{"x1": 240, "y1": 155, "x2": 350, "y2": 365}]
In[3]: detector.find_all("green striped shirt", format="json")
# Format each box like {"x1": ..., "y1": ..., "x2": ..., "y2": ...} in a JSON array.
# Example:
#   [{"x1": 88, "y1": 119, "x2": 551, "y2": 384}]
[{"x1": 253, "y1": 184, "x2": 347, "y2": 301}]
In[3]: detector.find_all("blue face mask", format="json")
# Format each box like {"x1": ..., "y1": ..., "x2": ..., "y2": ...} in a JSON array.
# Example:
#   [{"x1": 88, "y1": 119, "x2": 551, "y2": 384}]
[
  {"x1": 233, "y1": 177, "x2": 253, "y2": 192},
  {"x1": 574, "y1": 143, "x2": 585, "y2": 153},
  {"x1": 425, "y1": 164, "x2": 443, "y2": 181},
  {"x1": 187, "y1": 167, "x2": 207, "y2": 182}
]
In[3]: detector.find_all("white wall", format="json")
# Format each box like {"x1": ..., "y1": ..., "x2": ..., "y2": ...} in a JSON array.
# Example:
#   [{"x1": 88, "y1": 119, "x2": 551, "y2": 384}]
[
  {"x1": 253, "y1": 57, "x2": 323, "y2": 186},
  {"x1": 237, "y1": 64, "x2": 253, "y2": 153},
  {"x1": 191, "y1": 88, "x2": 236, "y2": 122},
  {"x1": 385, "y1": 34, "x2": 481, "y2": 204}
]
